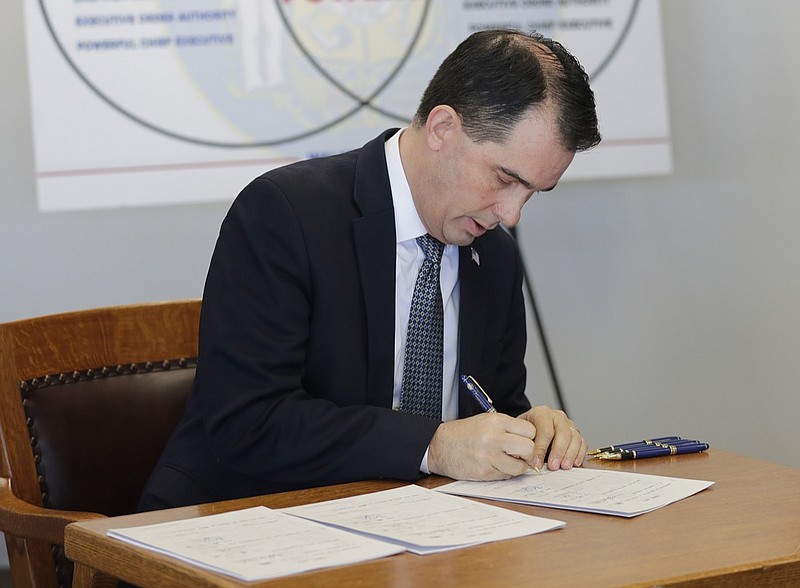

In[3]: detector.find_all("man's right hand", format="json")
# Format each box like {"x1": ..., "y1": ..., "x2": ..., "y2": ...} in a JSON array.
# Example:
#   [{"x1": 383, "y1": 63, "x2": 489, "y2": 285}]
[{"x1": 426, "y1": 413, "x2": 538, "y2": 480}]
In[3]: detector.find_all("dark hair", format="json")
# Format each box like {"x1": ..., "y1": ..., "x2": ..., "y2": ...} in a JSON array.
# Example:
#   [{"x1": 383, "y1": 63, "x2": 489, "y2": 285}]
[{"x1": 413, "y1": 29, "x2": 601, "y2": 152}]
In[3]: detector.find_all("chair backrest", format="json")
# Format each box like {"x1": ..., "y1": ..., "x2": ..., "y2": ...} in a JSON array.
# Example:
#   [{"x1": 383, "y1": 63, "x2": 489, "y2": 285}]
[{"x1": 0, "y1": 300, "x2": 200, "y2": 587}]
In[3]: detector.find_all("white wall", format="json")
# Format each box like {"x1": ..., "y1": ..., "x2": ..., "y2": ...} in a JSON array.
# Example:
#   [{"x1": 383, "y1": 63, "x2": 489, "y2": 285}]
[
  {"x1": 521, "y1": 2, "x2": 800, "y2": 468},
  {"x1": 1, "y1": 2, "x2": 799, "y2": 561}
]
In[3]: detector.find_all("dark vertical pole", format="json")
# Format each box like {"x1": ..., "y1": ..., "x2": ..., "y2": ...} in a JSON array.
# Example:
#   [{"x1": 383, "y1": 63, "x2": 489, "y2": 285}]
[{"x1": 508, "y1": 226, "x2": 569, "y2": 415}]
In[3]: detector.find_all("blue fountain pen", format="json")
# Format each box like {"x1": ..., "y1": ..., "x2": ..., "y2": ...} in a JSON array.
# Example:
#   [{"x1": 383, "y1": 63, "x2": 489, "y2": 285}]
[{"x1": 596, "y1": 442, "x2": 710, "y2": 460}]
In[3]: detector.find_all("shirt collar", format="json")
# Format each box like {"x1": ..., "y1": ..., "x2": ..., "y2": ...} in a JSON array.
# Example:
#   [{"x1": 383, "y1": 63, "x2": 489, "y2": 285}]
[{"x1": 385, "y1": 128, "x2": 427, "y2": 244}]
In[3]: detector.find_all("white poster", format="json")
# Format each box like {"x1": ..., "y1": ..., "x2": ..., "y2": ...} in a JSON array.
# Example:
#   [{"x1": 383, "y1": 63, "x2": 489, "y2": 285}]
[{"x1": 24, "y1": 0, "x2": 670, "y2": 211}]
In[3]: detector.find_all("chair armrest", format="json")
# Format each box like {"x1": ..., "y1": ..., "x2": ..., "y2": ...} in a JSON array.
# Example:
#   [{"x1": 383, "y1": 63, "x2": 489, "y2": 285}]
[{"x1": 0, "y1": 476, "x2": 106, "y2": 544}]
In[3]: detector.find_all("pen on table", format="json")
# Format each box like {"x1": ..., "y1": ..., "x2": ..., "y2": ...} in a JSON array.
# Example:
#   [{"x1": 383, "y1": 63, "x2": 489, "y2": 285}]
[
  {"x1": 588, "y1": 436, "x2": 684, "y2": 455},
  {"x1": 595, "y1": 442, "x2": 709, "y2": 460},
  {"x1": 592, "y1": 437, "x2": 703, "y2": 457},
  {"x1": 459, "y1": 374, "x2": 541, "y2": 474}
]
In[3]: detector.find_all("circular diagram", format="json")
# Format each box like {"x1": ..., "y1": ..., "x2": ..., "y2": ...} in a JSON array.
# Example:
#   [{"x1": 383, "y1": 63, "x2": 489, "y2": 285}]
[{"x1": 38, "y1": 0, "x2": 638, "y2": 148}]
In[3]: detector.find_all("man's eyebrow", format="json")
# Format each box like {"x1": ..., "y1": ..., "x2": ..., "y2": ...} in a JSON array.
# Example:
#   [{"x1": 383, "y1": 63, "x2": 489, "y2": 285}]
[{"x1": 499, "y1": 166, "x2": 534, "y2": 190}]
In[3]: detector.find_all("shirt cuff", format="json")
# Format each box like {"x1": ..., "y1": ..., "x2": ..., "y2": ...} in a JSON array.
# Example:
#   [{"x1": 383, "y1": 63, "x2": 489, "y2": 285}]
[{"x1": 420, "y1": 447, "x2": 431, "y2": 474}]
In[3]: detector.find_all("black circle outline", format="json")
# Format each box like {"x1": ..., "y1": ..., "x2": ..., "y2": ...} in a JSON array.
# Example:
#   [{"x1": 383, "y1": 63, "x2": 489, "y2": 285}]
[
  {"x1": 274, "y1": 0, "x2": 431, "y2": 123},
  {"x1": 591, "y1": 0, "x2": 639, "y2": 81},
  {"x1": 37, "y1": 0, "x2": 638, "y2": 149},
  {"x1": 37, "y1": 0, "x2": 430, "y2": 148}
]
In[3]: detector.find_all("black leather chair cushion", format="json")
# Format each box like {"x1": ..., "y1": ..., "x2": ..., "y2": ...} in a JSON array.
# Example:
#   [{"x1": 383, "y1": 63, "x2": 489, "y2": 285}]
[{"x1": 22, "y1": 360, "x2": 195, "y2": 517}]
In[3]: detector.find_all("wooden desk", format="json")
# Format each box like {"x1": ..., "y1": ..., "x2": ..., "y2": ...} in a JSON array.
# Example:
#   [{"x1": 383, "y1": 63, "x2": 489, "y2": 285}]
[{"x1": 65, "y1": 449, "x2": 800, "y2": 587}]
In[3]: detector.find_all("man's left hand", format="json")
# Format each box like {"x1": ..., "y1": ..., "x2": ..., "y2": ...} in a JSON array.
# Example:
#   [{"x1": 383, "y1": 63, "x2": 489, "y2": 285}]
[{"x1": 516, "y1": 407, "x2": 587, "y2": 472}]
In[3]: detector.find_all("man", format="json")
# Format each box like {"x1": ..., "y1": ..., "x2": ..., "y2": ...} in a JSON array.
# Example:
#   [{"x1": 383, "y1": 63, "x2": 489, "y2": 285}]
[{"x1": 140, "y1": 29, "x2": 601, "y2": 510}]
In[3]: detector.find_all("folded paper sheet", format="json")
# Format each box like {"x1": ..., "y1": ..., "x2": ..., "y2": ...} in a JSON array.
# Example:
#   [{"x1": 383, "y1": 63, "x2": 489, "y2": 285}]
[
  {"x1": 108, "y1": 507, "x2": 404, "y2": 582},
  {"x1": 282, "y1": 484, "x2": 564, "y2": 554},
  {"x1": 436, "y1": 467, "x2": 714, "y2": 517}
]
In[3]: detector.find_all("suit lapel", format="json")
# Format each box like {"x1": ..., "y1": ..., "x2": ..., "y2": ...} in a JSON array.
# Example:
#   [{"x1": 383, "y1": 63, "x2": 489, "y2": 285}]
[
  {"x1": 457, "y1": 244, "x2": 488, "y2": 417},
  {"x1": 352, "y1": 130, "x2": 399, "y2": 408}
]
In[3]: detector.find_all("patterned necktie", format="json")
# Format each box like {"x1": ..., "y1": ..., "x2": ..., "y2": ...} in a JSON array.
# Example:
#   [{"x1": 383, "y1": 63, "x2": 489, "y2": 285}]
[{"x1": 399, "y1": 234, "x2": 445, "y2": 420}]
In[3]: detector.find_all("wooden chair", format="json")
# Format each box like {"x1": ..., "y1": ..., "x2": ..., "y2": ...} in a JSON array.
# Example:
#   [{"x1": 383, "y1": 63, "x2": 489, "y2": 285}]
[{"x1": 0, "y1": 300, "x2": 201, "y2": 587}]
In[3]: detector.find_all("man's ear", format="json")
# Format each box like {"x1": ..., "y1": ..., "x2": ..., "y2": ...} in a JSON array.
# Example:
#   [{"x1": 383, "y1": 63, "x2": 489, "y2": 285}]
[{"x1": 425, "y1": 105, "x2": 461, "y2": 151}]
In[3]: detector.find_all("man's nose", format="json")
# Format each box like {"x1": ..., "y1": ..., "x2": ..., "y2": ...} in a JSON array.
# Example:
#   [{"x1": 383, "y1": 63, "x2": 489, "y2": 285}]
[{"x1": 495, "y1": 195, "x2": 527, "y2": 228}]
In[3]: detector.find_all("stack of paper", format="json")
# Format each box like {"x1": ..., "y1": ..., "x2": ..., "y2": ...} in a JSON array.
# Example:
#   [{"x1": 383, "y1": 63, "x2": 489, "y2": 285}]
[
  {"x1": 435, "y1": 467, "x2": 714, "y2": 517},
  {"x1": 108, "y1": 485, "x2": 564, "y2": 581},
  {"x1": 107, "y1": 469, "x2": 714, "y2": 581}
]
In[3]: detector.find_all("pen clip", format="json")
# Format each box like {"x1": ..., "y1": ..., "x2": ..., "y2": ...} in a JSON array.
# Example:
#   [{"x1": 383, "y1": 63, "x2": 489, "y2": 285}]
[
  {"x1": 465, "y1": 376, "x2": 493, "y2": 404},
  {"x1": 461, "y1": 375, "x2": 496, "y2": 412}
]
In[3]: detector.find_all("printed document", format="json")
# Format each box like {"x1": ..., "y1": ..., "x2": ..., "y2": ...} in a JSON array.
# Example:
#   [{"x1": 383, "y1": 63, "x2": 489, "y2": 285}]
[
  {"x1": 281, "y1": 484, "x2": 564, "y2": 554},
  {"x1": 435, "y1": 467, "x2": 714, "y2": 517},
  {"x1": 107, "y1": 507, "x2": 404, "y2": 582}
]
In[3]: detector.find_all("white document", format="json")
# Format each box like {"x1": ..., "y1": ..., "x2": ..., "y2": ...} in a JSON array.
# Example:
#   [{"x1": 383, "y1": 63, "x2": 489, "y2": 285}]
[
  {"x1": 107, "y1": 506, "x2": 404, "y2": 582},
  {"x1": 435, "y1": 467, "x2": 714, "y2": 518},
  {"x1": 281, "y1": 484, "x2": 564, "y2": 554}
]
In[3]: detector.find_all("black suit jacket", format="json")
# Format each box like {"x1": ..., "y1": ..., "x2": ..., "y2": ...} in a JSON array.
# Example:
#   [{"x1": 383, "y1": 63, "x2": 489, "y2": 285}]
[{"x1": 142, "y1": 129, "x2": 530, "y2": 508}]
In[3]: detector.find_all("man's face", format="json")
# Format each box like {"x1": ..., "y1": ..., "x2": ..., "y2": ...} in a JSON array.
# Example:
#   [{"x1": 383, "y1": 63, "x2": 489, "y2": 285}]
[{"x1": 421, "y1": 110, "x2": 575, "y2": 246}]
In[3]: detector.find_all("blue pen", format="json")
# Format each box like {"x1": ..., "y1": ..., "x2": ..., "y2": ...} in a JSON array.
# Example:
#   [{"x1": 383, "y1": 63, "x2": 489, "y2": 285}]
[
  {"x1": 593, "y1": 439, "x2": 705, "y2": 458},
  {"x1": 596, "y1": 442, "x2": 709, "y2": 460},
  {"x1": 588, "y1": 436, "x2": 684, "y2": 455},
  {"x1": 460, "y1": 375, "x2": 496, "y2": 412}
]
